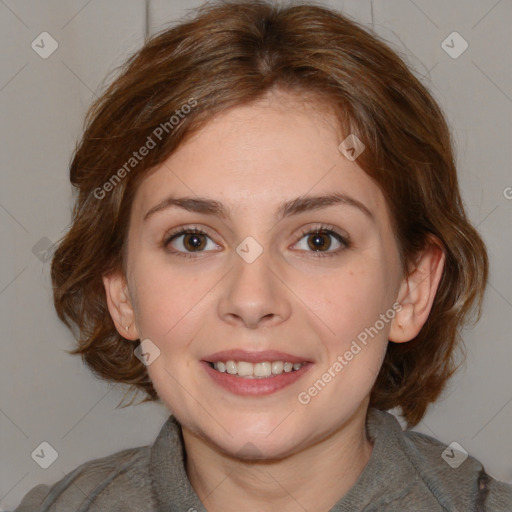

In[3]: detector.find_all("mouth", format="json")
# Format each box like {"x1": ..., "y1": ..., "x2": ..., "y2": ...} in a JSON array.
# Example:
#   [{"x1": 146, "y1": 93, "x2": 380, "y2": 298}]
[
  {"x1": 201, "y1": 350, "x2": 313, "y2": 396},
  {"x1": 206, "y1": 360, "x2": 306, "y2": 378}
]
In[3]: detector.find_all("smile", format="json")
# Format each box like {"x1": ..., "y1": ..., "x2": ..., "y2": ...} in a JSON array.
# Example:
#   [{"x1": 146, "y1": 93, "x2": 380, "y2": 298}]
[
  {"x1": 202, "y1": 349, "x2": 313, "y2": 396},
  {"x1": 210, "y1": 360, "x2": 305, "y2": 378}
]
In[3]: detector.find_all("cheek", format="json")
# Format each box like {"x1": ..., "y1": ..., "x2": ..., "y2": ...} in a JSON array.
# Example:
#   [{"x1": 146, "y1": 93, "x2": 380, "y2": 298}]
[
  {"x1": 301, "y1": 258, "x2": 392, "y2": 347},
  {"x1": 130, "y1": 258, "x2": 220, "y2": 350}
]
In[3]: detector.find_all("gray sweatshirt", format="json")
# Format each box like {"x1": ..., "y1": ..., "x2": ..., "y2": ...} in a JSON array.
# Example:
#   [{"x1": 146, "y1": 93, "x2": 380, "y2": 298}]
[{"x1": 13, "y1": 407, "x2": 512, "y2": 511}]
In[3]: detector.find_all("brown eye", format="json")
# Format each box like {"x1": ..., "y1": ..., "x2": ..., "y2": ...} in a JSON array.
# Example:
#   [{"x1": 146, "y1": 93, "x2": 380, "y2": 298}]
[
  {"x1": 306, "y1": 231, "x2": 333, "y2": 251},
  {"x1": 164, "y1": 227, "x2": 219, "y2": 258},
  {"x1": 294, "y1": 226, "x2": 350, "y2": 258},
  {"x1": 181, "y1": 232, "x2": 207, "y2": 252}
]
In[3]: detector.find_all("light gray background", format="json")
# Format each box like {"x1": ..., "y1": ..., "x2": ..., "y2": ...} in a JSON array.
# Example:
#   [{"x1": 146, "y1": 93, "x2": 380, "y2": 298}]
[{"x1": 1, "y1": 0, "x2": 511, "y2": 509}]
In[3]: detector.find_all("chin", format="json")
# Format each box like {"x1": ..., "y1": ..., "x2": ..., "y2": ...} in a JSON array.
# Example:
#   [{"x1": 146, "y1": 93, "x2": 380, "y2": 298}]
[
  {"x1": 204, "y1": 419, "x2": 308, "y2": 461},
  {"x1": 222, "y1": 435, "x2": 303, "y2": 461}
]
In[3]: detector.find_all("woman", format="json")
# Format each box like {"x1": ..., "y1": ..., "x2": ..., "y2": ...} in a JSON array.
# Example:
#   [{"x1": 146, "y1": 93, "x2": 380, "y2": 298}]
[{"x1": 15, "y1": 1, "x2": 512, "y2": 510}]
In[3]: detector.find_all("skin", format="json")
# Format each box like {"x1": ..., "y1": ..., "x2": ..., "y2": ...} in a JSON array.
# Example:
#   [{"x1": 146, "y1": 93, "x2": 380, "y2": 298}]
[{"x1": 104, "y1": 89, "x2": 445, "y2": 511}]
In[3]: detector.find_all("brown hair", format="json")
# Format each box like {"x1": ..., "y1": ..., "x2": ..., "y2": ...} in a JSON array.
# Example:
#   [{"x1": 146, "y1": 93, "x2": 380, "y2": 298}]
[{"x1": 51, "y1": 0, "x2": 488, "y2": 428}]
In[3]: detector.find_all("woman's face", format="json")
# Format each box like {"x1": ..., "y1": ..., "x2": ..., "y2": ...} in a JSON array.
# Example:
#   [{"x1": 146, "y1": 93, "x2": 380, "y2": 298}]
[{"x1": 120, "y1": 90, "x2": 406, "y2": 458}]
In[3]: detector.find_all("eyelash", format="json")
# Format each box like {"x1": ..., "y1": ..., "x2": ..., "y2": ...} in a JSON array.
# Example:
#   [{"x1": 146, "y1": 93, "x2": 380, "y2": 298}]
[{"x1": 162, "y1": 224, "x2": 350, "y2": 259}]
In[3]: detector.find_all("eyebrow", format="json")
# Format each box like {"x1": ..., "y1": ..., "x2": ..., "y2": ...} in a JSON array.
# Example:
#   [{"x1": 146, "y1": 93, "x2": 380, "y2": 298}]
[{"x1": 143, "y1": 192, "x2": 374, "y2": 223}]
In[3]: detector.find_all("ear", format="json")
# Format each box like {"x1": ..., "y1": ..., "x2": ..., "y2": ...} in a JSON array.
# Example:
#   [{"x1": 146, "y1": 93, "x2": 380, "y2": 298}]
[
  {"x1": 103, "y1": 270, "x2": 139, "y2": 340},
  {"x1": 389, "y1": 235, "x2": 446, "y2": 343}
]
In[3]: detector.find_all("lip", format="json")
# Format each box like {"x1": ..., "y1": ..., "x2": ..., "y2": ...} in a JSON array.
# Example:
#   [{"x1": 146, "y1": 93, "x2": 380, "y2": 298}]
[
  {"x1": 203, "y1": 349, "x2": 312, "y2": 364},
  {"x1": 201, "y1": 359, "x2": 313, "y2": 397}
]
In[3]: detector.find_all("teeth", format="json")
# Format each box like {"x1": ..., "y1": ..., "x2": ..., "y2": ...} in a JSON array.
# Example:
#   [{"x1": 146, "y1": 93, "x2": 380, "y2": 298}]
[
  {"x1": 212, "y1": 360, "x2": 305, "y2": 378},
  {"x1": 225, "y1": 361, "x2": 237, "y2": 375},
  {"x1": 237, "y1": 361, "x2": 254, "y2": 377},
  {"x1": 272, "y1": 361, "x2": 284, "y2": 374},
  {"x1": 254, "y1": 362, "x2": 272, "y2": 377}
]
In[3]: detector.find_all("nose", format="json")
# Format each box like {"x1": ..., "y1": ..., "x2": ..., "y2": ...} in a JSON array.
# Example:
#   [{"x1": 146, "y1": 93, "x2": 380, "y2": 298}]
[{"x1": 217, "y1": 247, "x2": 292, "y2": 329}]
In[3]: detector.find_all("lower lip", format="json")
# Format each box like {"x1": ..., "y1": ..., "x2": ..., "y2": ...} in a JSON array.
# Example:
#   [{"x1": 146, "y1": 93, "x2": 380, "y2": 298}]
[{"x1": 201, "y1": 361, "x2": 313, "y2": 396}]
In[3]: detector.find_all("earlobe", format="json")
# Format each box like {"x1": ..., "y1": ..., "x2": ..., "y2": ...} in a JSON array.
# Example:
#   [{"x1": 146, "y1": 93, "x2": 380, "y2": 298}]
[
  {"x1": 389, "y1": 236, "x2": 446, "y2": 343},
  {"x1": 102, "y1": 271, "x2": 139, "y2": 340}
]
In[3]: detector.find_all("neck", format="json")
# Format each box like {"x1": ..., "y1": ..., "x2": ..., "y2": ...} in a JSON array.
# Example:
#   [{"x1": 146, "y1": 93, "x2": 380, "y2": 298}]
[{"x1": 182, "y1": 403, "x2": 374, "y2": 512}]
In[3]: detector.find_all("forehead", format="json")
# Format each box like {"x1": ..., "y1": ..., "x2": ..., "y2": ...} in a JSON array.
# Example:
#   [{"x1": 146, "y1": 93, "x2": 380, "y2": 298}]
[{"x1": 132, "y1": 90, "x2": 385, "y2": 221}]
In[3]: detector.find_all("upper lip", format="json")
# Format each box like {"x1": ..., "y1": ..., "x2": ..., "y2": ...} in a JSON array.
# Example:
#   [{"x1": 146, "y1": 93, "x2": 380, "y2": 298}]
[{"x1": 203, "y1": 349, "x2": 312, "y2": 364}]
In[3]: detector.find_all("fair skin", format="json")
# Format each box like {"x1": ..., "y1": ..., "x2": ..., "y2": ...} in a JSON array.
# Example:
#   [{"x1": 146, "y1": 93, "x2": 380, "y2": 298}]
[{"x1": 103, "y1": 89, "x2": 445, "y2": 512}]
